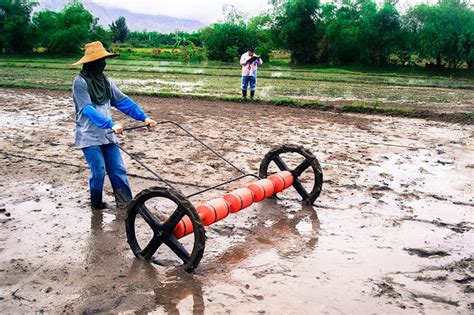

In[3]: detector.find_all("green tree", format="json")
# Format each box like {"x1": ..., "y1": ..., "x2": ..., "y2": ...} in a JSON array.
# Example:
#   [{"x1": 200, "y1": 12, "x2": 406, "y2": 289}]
[
  {"x1": 172, "y1": 31, "x2": 196, "y2": 62},
  {"x1": 90, "y1": 25, "x2": 111, "y2": 48},
  {"x1": 273, "y1": 0, "x2": 321, "y2": 64},
  {"x1": 33, "y1": 3, "x2": 105, "y2": 54},
  {"x1": 109, "y1": 16, "x2": 129, "y2": 43},
  {"x1": 202, "y1": 22, "x2": 256, "y2": 62},
  {"x1": 406, "y1": 0, "x2": 474, "y2": 69},
  {"x1": 127, "y1": 31, "x2": 176, "y2": 47},
  {"x1": 0, "y1": 0, "x2": 36, "y2": 53},
  {"x1": 248, "y1": 13, "x2": 273, "y2": 61},
  {"x1": 322, "y1": 0, "x2": 362, "y2": 64},
  {"x1": 319, "y1": 0, "x2": 404, "y2": 65},
  {"x1": 359, "y1": 1, "x2": 403, "y2": 65}
]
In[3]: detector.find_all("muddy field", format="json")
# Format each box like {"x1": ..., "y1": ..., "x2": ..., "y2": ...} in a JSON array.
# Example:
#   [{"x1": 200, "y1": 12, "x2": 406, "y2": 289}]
[{"x1": 0, "y1": 87, "x2": 472, "y2": 313}]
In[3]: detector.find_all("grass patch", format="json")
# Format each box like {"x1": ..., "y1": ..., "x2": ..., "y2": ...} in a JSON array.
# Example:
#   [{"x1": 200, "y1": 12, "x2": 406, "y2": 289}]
[{"x1": 342, "y1": 102, "x2": 429, "y2": 116}]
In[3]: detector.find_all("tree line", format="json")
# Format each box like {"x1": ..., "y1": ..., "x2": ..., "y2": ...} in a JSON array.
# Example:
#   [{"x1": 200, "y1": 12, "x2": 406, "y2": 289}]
[{"x1": 0, "y1": 0, "x2": 472, "y2": 69}]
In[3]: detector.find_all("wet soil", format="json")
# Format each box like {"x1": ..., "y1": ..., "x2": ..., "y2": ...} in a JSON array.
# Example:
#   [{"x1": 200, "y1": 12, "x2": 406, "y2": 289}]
[{"x1": 0, "y1": 87, "x2": 473, "y2": 313}]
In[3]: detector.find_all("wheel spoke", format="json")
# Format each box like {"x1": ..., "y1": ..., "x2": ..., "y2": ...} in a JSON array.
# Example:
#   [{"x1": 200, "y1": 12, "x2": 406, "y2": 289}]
[
  {"x1": 165, "y1": 235, "x2": 191, "y2": 264},
  {"x1": 273, "y1": 156, "x2": 290, "y2": 171},
  {"x1": 141, "y1": 235, "x2": 164, "y2": 260},
  {"x1": 138, "y1": 204, "x2": 163, "y2": 232},
  {"x1": 293, "y1": 159, "x2": 312, "y2": 177},
  {"x1": 163, "y1": 206, "x2": 186, "y2": 234},
  {"x1": 292, "y1": 179, "x2": 310, "y2": 201}
]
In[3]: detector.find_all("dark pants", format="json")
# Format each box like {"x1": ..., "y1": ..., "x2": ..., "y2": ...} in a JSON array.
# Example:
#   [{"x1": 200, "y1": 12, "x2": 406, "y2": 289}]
[
  {"x1": 241, "y1": 75, "x2": 257, "y2": 91},
  {"x1": 82, "y1": 143, "x2": 132, "y2": 207}
]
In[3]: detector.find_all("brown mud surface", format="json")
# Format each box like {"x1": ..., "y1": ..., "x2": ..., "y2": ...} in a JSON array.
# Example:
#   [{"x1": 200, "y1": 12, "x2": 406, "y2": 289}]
[{"x1": 0, "y1": 87, "x2": 473, "y2": 313}]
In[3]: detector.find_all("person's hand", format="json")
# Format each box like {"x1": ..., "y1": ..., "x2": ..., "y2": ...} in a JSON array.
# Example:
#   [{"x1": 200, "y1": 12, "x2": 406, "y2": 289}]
[
  {"x1": 112, "y1": 123, "x2": 123, "y2": 134},
  {"x1": 144, "y1": 117, "x2": 157, "y2": 128}
]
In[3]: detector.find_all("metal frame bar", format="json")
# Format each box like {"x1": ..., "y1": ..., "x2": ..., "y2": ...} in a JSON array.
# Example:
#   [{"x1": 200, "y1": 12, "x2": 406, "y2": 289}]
[{"x1": 105, "y1": 122, "x2": 255, "y2": 198}]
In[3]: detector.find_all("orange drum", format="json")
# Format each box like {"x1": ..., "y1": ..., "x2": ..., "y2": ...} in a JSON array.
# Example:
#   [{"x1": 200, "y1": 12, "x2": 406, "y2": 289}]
[
  {"x1": 173, "y1": 215, "x2": 194, "y2": 239},
  {"x1": 268, "y1": 174, "x2": 285, "y2": 193},
  {"x1": 280, "y1": 171, "x2": 294, "y2": 189},
  {"x1": 269, "y1": 171, "x2": 294, "y2": 191},
  {"x1": 247, "y1": 178, "x2": 275, "y2": 202},
  {"x1": 197, "y1": 198, "x2": 230, "y2": 226},
  {"x1": 223, "y1": 187, "x2": 254, "y2": 213}
]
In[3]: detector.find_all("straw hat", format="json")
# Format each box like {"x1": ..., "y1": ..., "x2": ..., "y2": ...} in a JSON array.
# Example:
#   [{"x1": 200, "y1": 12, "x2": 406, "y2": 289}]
[{"x1": 72, "y1": 41, "x2": 118, "y2": 65}]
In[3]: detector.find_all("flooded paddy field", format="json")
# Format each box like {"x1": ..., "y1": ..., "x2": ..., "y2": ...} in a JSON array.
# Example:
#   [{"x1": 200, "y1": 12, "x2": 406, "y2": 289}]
[
  {"x1": 0, "y1": 87, "x2": 472, "y2": 313},
  {"x1": 1, "y1": 58, "x2": 473, "y2": 115}
]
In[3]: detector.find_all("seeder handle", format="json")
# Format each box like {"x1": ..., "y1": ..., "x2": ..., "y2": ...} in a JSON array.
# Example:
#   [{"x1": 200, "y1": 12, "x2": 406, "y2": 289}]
[{"x1": 105, "y1": 124, "x2": 150, "y2": 135}]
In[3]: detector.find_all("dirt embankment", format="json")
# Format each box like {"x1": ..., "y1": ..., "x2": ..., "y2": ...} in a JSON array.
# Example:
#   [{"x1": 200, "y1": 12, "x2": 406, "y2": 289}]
[{"x1": 0, "y1": 87, "x2": 472, "y2": 313}]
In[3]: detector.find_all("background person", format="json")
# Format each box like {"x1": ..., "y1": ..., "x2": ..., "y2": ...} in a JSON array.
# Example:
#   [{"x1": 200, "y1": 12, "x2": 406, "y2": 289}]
[
  {"x1": 239, "y1": 47, "x2": 263, "y2": 100},
  {"x1": 72, "y1": 41, "x2": 157, "y2": 210}
]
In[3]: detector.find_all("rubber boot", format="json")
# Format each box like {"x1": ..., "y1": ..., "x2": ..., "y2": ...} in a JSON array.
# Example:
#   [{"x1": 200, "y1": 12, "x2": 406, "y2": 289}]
[
  {"x1": 91, "y1": 189, "x2": 107, "y2": 210},
  {"x1": 242, "y1": 89, "x2": 247, "y2": 99},
  {"x1": 250, "y1": 90, "x2": 255, "y2": 100},
  {"x1": 114, "y1": 188, "x2": 132, "y2": 209},
  {"x1": 91, "y1": 201, "x2": 108, "y2": 210}
]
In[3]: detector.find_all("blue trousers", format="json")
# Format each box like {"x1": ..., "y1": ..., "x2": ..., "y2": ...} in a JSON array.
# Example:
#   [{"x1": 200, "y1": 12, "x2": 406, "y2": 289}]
[
  {"x1": 82, "y1": 143, "x2": 132, "y2": 207},
  {"x1": 241, "y1": 75, "x2": 256, "y2": 91}
]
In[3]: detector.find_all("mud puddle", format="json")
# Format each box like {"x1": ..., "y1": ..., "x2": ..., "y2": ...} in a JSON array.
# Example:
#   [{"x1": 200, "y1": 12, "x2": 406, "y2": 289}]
[{"x1": 0, "y1": 88, "x2": 472, "y2": 313}]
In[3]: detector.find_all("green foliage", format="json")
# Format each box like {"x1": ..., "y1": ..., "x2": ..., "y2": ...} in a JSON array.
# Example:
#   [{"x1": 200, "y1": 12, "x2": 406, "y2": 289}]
[
  {"x1": 90, "y1": 25, "x2": 111, "y2": 48},
  {"x1": 33, "y1": 3, "x2": 102, "y2": 54},
  {"x1": 109, "y1": 16, "x2": 129, "y2": 43},
  {"x1": 273, "y1": 0, "x2": 321, "y2": 64},
  {"x1": 405, "y1": 0, "x2": 474, "y2": 69},
  {"x1": 201, "y1": 22, "x2": 256, "y2": 62},
  {"x1": 318, "y1": 0, "x2": 405, "y2": 65},
  {"x1": 126, "y1": 31, "x2": 203, "y2": 49},
  {"x1": 360, "y1": 2, "x2": 403, "y2": 65},
  {"x1": 321, "y1": 1, "x2": 361, "y2": 64},
  {"x1": 127, "y1": 31, "x2": 176, "y2": 47},
  {"x1": 172, "y1": 31, "x2": 198, "y2": 62},
  {"x1": 201, "y1": 8, "x2": 275, "y2": 63},
  {"x1": 0, "y1": 0, "x2": 36, "y2": 53},
  {"x1": 0, "y1": 0, "x2": 472, "y2": 71},
  {"x1": 248, "y1": 13, "x2": 273, "y2": 61},
  {"x1": 110, "y1": 46, "x2": 206, "y2": 62}
]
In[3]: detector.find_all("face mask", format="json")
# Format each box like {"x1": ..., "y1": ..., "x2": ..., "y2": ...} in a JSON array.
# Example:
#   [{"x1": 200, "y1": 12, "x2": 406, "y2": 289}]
[{"x1": 84, "y1": 59, "x2": 107, "y2": 75}]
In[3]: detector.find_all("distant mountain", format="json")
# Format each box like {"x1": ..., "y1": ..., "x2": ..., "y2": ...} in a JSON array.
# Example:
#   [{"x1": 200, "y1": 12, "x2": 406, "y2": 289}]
[{"x1": 36, "y1": 0, "x2": 206, "y2": 33}]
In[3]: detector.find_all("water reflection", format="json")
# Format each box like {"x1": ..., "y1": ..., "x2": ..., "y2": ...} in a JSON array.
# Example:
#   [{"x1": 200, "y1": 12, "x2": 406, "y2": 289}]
[
  {"x1": 214, "y1": 199, "x2": 321, "y2": 268},
  {"x1": 81, "y1": 199, "x2": 319, "y2": 312},
  {"x1": 82, "y1": 209, "x2": 205, "y2": 314}
]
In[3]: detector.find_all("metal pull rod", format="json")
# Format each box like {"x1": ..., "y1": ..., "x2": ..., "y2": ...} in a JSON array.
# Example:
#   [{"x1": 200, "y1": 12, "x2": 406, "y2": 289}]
[
  {"x1": 105, "y1": 120, "x2": 252, "y2": 197},
  {"x1": 105, "y1": 126, "x2": 177, "y2": 190},
  {"x1": 156, "y1": 120, "x2": 247, "y2": 176}
]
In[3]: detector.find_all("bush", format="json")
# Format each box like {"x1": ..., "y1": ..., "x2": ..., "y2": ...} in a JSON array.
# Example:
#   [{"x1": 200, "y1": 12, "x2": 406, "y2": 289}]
[
  {"x1": 201, "y1": 22, "x2": 256, "y2": 62},
  {"x1": 33, "y1": 3, "x2": 106, "y2": 54}
]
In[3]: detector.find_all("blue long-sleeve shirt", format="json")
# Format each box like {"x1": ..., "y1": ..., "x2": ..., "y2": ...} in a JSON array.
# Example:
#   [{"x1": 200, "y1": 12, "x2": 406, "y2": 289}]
[{"x1": 82, "y1": 97, "x2": 148, "y2": 129}]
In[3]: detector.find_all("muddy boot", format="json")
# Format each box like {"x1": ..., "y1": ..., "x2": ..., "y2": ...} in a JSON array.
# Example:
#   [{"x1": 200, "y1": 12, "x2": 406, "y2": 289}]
[
  {"x1": 250, "y1": 90, "x2": 255, "y2": 100},
  {"x1": 91, "y1": 190, "x2": 107, "y2": 210},
  {"x1": 114, "y1": 188, "x2": 132, "y2": 209},
  {"x1": 91, "y1": 201, "x2": 108, "y2": 210},
  {"x1": 242, "y1": 89, "x2": 247, "y2": 99}
]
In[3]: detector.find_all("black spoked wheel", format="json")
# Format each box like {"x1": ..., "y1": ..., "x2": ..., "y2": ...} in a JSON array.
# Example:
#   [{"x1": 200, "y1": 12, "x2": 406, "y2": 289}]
[
  {"x1": 125, "y1": 187, "x2": 206, "y2": 272},
  {"x1": 259, "y1": 144, "x2": 323, "y2": 205}
]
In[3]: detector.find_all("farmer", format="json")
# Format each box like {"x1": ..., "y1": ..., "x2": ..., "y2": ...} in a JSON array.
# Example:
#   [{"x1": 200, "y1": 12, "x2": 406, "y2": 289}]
[
  {"x1": 240, "y1": 47, "x2": 263, "y2": 100},
  {"x1": 72, "y1": 41, "x2": 156, "y2": 210}
]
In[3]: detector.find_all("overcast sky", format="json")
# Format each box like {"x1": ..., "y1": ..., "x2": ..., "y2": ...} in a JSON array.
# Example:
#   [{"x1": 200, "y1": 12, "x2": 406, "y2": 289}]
[
  {"x1": 92, "y1": 0, "x2": 272, "y2": 23},
  {"x1": 91, "y1": 0, "x2": 436, "y2": 23}
]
